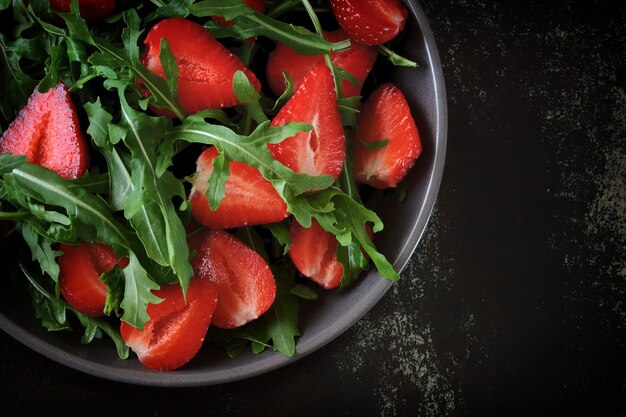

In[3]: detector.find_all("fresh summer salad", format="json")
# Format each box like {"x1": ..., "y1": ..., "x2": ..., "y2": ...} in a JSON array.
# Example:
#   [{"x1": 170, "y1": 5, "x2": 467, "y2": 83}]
[{"x1": 0, "y1": 0, "x2": 422, "y2": 371}]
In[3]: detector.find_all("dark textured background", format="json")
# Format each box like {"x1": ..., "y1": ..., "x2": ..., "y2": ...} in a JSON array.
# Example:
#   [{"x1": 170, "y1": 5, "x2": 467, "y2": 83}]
[{"x1": 1, "y1": 1, "x2": 625, "y2": 416}]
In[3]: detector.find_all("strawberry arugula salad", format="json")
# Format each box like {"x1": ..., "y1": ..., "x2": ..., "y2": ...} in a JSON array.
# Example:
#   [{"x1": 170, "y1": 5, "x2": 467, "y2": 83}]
[{"x1": 0, "y1": 0, "x2": 422, "y2": 371}]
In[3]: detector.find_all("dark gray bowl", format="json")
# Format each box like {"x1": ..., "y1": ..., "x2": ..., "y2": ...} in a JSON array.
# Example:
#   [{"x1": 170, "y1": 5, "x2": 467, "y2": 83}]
[{"x1": 0, "y1": 0, "x2": 447, "y2": 387}]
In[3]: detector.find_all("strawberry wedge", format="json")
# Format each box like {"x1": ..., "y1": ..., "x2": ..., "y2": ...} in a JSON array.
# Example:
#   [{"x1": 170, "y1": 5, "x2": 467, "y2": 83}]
[
  {"x1": 289, "y1": 219, "x2": 344, "y2": 290},
  {"x1": 269, "y1": 64, "x2": 345, "y2": 182},
  {"x1": 188, "y1": 146, "x2": 288, "y2": 229},
  {"x1": 0, "y1": 83, "x2": 90, "y2": 179},
  {"x1": 353, "y1": 83, "x2": 422, "y2": 189},
  {"x1": 142, "y1": 17, "x2": 261, "y2": 115},
  {"x1": 189, "y1": 230, "x2": 276, "y2": 329},
  {"x1": 329, "y1": 0, "x2": 408, "y2": 46},
  {"x1": 120, "y1": 279, "x2": 218, "y2": 371},
  {"x1": 58, "y1": 242, "x2": 128, "y2": 317},
  {"x1": 266, "y1": 29, "x2": 378, "y2": 97}
]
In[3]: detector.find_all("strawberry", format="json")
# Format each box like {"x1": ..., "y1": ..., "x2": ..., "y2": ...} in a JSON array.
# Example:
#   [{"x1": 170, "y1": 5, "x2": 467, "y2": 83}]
[
  {"x1": 0, "y1": 82, "x2": 90, "y2": 179},
  {"x1": 189, "y1": 229, "x2": 276, "y2": 329},
  {"x1": 212, "y1": 0, "x2": 265, "y2": 26},
  {"x1": 50, "y1": 0, "x2": 116, "y2": 21},
  {"x1": 141, "y1": 18, "x2": 262, "y2": 116},
  {"x1": 329, "y1": 0, "x2": 408, "y2": 46},
  {"x1": 188, "y1": 146, "x2": 289, "y2": 229},
  {"x1": 289, "y1": 219, "x2": 343, "y2": 290},
  {"x1": 269, "y1": 64, "x2": 345, "y2": 181},
  {"x1": 353, "y1": 82, "x2": 422, "y2": 189},
  {"x1": 58, "y1": 242, "x2": 128, "y2": 317},
  {"x1": 266, "y1": 30, "x2": 378, "y2": 97},
  {"x1": 120, "y1": 279, "x2": 218, "y2": 371}
]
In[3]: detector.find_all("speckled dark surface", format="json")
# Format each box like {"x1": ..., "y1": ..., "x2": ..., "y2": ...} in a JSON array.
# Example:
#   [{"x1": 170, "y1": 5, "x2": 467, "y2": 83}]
[{"x1": 1, "y1": 1, "x2": 624, "y2": 415}]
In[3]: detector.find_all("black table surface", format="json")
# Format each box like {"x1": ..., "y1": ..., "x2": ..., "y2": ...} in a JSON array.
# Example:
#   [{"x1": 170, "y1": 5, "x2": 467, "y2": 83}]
[{"x1": 1, "y1": 1, "x2": 624, "y2": 416}]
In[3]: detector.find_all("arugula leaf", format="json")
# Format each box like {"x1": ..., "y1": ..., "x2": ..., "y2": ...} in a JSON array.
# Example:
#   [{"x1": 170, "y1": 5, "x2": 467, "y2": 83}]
[
  {"x1": 197, "y1": 10, "x2": 350, "y2": 55},
  {"x1": 0, "y1": 158, "x2": 162, "y2": 329},
  {"x1": 0, "y1": 34, "x2": 42, "y2": 121},
  {"x1": 189, "y1": 0, "x2": 255, "y2": 21},
  {"x1": 100, "y1": 265, "x2": 125, "y2": 317},
  {"x1": 116, "y1": 88, "x2": 193, "y2": 294},
  {"x1": 20, "y1": 259, "x2": 129, "y2": 359},
  {"x1": 166, "y1": 116, "x2": 334, "y2": 212},
  {"x1": 145, "y1": 0, "x2": 193, "y2": 21},
  {"x1": 21, "y1": 223, "x2": 62, "y2": 286}
]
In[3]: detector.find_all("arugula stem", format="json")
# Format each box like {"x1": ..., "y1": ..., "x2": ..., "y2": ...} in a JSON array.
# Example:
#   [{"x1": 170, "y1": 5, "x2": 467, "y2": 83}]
[
  {"x1": 300, "y1": 0, "x2": 323, "y2": 35},
  {"x1": 376, "y1": 44, "x2": 418, "y2": 67},
  {"x1": 267, "y1": 0, "x2": 300, "y2": 18},
  {"x1": 300, "y1": 0, "x2": 341, "y2": 96},
  {"x1": 0, "y1": 211, "x2": 29, "y2": 220}
]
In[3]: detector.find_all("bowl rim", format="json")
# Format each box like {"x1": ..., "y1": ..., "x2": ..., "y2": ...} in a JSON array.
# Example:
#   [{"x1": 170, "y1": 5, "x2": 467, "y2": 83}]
[{"x1": 0, "y1": 0, "x2": 447, "y2": 387}]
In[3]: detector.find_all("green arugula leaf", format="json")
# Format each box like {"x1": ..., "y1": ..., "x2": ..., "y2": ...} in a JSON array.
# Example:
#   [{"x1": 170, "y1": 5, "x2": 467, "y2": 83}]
[
  {"x1": 116, "y1": 88, "x2": 193, "y2": 294},
  {"x1": 21, "y1": 223, "x2": 62, "y2": 286},
  {"x1": 20, "y1": 259, "x2": 129, "y2": 359},
  {"x1": 100, "y1": 265, "x2": 125, "y2": 317},
  {"x1": 0, "y1": 160, "x2": 162, "y2": 329},
  {"x1": 0, "y1": 34, "x2": 42, "y2": 120},
  {"x1": 145, "y1": 0, "x2": 193, "y2": 21},
  {"x1": 167, "y1": 117, "x2": 335, "y2": 212},
  {"x1": 198, "y1": 11, "x2": 350, "y2": 55},
  {"x1": 189, "y1": 0, "x2": 255, "y2": 21}
]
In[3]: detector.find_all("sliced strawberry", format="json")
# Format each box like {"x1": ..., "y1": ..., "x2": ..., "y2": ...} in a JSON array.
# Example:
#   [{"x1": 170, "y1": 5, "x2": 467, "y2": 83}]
[
  {"x1": 266, "y1": 30, "x2": 378, "y2": 97},
  {"x1": 141, "y1": 17, "x2": 262, "y2": 115},
  {"x1": 120, "y1": 279, "x2": 218, "y2": 371},
  {"x1": 269, "y1": 64, "x2": 345, "y2": 181},
  {"x1": 289, "y1": 219, "x2": 343, "y2": 290},
  {"x1": 50, "y1": 0, "x2": 116, "y2": 21},
  {"x1": 189, "y1": 229, "x2": 276, "y2": 329},
  {"x1": 329, "y1": 0, "x2": 408, "y2": 46},
  {"x1": 0, "y1": 83, "x2": 89, "y2": 179},
  {"x1": 212, "y1": 0, "x2": 265, "y2": 26},
  {"x1": 353, "y1": 83, "x2": 422, "y2": 189},
  {"x1": 188, "y1": 146, "x2": 289, "y2": 229},
  {"x1": 58, "y1": 242, "x2": 128, "y2": 317}
]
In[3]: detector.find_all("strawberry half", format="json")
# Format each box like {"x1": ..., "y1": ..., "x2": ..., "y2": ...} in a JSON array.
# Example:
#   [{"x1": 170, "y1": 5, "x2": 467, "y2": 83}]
[
  {"x1": 120, "y1": 279, "x2": 218, "y2": 371},
  {"x1": 269, "y1": 64, "x2": 345, "y2": 181},
  {"x1": 141, "y1": 17, "x2": 262, "y2": 115},
  {"x1": 212, "y1": 0, "x2": 265, "y2": 26},
  {"x1": 188, "y1": 146, "x2": 289, "y2": 229},
  {"x1": 58, "y1": 242, "x2": 128, "y2": 317},
  {"x1": 50, "y1": 0, "x2": 116, "y2": 21},
  {"x1": 266, "y1": 30, "x2": 378, "y2": 98},
  {"x1": 0, "y1": 82, "x2": 89, "y2": 179},
  {"x1": 353, "y1": 82, "x2": 422, "y2": 189},
  {"x1": 189, "y1": 229, "x2": 276, "y2": 329},
  {"x1": 329, "y1": 0, "x2": 408, "y2": 46},
  {"x1": 289, "y1": 219, "x2": 343, "y2": 290}
]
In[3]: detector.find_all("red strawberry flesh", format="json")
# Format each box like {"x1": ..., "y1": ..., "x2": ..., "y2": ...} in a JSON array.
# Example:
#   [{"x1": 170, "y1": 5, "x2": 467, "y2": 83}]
[
  {"x1": 189, "y1": 147, "x2": 288, "y2": 229},
  {"x1": 269, "y1": 64, "x2": 345, "y2": 181},
  {"x1": 265, "y1": 30, "x2": 378, "y2": 98},
  {"x1": 289, "y1": 219, "x2": 343, "y2": 289},
  {"x1": 142, "y1": 17, "x2": 262, "y2": 115},
  {"x1": 59, "y1": 242, "x2": 128, "y2": 317},
  {"x1": 329, "y1": 0, "x2": 408, "y2": 46},
  {"x1": 120, "y1": 279, "x2": 218, "y2": 371},
  {"x1": 189, "y1": 229, "x2": 276, "y2": 329},
  {"x1": 0, "y1": 83, "x2": 89, "y2": 179},
  {"x1": 353, "y1": 83, "x2": 422, "y2": 189}
]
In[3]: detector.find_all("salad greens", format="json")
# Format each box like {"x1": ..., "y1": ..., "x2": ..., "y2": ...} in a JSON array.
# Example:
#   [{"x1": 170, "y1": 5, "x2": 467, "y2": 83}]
[{"x1": 0, "y1": 0, "x2": 414, "y2": 360}]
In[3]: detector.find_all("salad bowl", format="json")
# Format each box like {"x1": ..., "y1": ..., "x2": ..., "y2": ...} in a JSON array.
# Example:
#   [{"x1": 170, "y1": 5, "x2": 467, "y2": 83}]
[{"x1": 0, "y1": 0, "x2": 446, "y2": 386}]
